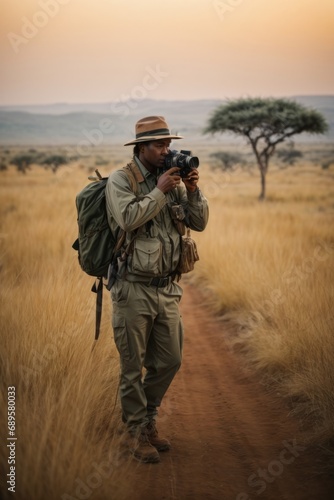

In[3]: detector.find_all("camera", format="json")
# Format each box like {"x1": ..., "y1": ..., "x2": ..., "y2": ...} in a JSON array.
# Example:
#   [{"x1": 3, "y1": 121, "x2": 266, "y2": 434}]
[{"x1": 163, "y1": 150, "x2": 199, "y2": 178}]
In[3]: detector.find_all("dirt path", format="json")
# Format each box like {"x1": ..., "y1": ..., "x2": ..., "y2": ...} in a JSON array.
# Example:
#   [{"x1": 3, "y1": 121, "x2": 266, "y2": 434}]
[{"x1": 125, "y1": 283, "x2": 334, "y2": 500}]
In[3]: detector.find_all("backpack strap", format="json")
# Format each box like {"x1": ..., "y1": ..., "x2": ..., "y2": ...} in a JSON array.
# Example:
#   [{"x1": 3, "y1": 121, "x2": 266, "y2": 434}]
[
  {"x1": 122, "y1": 160, "x2": 144, "y2": 191},
  {"x1": 110, "y1": 160, "x2": 143, "y2": 267},
  {"x1": 92, "y1": 162, "x2": 143, "y2": 345},
  {"x1": 91, "y1": 277, "x2": 103, "y2": 342}
]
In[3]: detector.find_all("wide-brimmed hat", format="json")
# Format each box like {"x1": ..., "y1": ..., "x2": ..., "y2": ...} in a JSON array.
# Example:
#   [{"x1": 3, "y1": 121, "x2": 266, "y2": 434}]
[{"x1": 124, "y1": 116, "x2": 183, "y2": 146}]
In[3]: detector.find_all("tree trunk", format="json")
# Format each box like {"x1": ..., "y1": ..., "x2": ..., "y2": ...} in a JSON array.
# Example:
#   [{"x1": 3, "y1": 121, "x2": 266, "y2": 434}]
[
  {"x1": 250, "y1": 142, "x2": 268, "y2": 201},
  {"x1": 259, "y1": 167, "x2": 266, "y2": 201}
]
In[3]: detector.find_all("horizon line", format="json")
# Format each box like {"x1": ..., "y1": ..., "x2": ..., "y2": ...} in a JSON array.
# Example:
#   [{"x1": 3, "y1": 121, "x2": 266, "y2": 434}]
[{"x1": 1, "y1": 94, "x2": 334, "y2": 108}]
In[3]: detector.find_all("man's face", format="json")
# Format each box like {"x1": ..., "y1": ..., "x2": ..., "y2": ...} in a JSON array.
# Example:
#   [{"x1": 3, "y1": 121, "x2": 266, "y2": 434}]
[{"x1": 139, "y1": 139, "x2": 171, "y2": 172}]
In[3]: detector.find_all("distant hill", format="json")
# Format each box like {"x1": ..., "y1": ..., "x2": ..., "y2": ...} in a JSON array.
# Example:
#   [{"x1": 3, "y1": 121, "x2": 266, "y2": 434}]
[{"x1": 0, "y1": 96, "x2": 333, "y2": 146}]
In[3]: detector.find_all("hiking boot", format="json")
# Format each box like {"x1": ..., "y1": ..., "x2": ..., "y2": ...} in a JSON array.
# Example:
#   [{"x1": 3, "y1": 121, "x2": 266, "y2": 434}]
[
  {"x1": 146, "y1": 420, "x2": 171, "y2": 452},
  {"x1": 128, "y1": 428, "x2": 160, "y2": 464}
]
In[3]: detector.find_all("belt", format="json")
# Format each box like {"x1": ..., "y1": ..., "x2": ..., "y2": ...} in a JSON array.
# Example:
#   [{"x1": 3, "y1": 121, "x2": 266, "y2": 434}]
[
  {"x1": 148, "y1": 276, "x2": 173, "y2": 287},
  {"x1": 126, "y1": 275, "x2": 173, "y2": 288}
]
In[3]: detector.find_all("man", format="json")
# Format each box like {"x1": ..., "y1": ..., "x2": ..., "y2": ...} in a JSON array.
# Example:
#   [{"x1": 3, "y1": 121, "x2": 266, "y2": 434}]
[{"x1": 105, "y1": 116, "x2": 209, "y2": 463}]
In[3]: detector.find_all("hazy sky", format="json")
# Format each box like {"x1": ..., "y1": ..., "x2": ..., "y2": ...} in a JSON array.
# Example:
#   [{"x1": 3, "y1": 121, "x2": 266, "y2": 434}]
[{"x1": 1, "y1": 0, "x2": 333, "y2": 105}]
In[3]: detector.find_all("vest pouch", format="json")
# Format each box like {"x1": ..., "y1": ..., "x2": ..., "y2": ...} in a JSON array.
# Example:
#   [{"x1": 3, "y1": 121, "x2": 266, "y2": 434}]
[
  {"x1": 131, "y1": 237, "x2": 162, "y2": 276},
  {"x1": 169, "y1": 203, "x2": 186, "y2": 236},
  {"x1": 177, "y1": 229, "x2": 200, "y2": 275}
]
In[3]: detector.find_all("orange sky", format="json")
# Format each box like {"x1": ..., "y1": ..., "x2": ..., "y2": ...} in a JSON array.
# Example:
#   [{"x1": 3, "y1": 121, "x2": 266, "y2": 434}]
[{"x1": 1, "y1": 0, "x2": 333, "y2": 105}]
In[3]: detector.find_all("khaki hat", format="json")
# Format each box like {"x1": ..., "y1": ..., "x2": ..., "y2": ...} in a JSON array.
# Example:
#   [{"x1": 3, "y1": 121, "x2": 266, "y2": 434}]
[{"x1": 124, "y1": 115, "x2": 184, "y2": 146}]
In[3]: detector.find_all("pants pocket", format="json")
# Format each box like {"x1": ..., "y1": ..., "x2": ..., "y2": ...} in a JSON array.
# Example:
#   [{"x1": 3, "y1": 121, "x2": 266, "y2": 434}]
[
  {"x1": 112, "y1": 313, "x2": 130, "y2": 361},
  {"x1": 110, "y1": 279, "x2": 130, "y2": 304}
]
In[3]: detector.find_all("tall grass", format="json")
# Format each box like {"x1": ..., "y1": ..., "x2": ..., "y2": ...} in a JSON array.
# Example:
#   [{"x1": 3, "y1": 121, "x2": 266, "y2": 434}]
[
  {"x1": 194, "y1": 162, "x2": 334, "y2": 446},
  {"x1": 0, "y1": 167, "x2": 134, "y2": 500}
]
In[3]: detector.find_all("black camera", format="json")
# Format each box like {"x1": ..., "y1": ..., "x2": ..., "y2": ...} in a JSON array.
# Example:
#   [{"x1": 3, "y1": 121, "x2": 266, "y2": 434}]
[{"x1": 163, "y1": 150, "x2": 199, "y2": 178}]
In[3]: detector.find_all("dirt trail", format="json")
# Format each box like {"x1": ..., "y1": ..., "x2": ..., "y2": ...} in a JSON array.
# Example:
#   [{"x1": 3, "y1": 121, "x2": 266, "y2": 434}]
[{"x1": 126, "y1": 283, "x2": 334, "y2": 500}]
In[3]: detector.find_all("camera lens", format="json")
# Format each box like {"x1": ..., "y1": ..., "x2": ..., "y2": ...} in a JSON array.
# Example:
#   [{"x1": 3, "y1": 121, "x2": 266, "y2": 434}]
[
  {"x1": 187, "y1": 156, "x2": 199, "y2": 169},
  {"x1": 163, "y1": 150, "x2": 199, "y2": 175}
]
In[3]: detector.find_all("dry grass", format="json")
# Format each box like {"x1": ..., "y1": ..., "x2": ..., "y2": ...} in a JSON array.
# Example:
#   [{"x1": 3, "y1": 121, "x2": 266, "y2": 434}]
[
  {"x1": 193, "y1": 160, "x2": 334, "y2": 446},
  {"x1": 1, "y1": 150, "x2": 334, "y2": 498},
  {"x1": 0, "y1": 165, "x2": 135, "y2": 500}
]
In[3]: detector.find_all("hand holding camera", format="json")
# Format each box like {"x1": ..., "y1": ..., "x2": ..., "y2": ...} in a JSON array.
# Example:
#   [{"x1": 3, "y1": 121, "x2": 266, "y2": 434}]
[
  {"x1": 163, "y1": 150, "x2": 199, "y2": 177},
  {"x1": 158, "y1": 150, "x2": 200, "y2": 194},
  {"x1": 157, "y1": 167, "x2": 181, "y2": 194},
  {"x1": 163, "y1": 149, "x2": 199, "y2": 193},
  {"x1": 182, "y1": 168, "x2": 199, "y2": 193}
]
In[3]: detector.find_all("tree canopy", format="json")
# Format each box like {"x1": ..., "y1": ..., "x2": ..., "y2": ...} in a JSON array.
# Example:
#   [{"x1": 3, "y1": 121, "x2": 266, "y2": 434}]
[{"x1": 205, "y1": 98, "x2": 328, "y2": 199}]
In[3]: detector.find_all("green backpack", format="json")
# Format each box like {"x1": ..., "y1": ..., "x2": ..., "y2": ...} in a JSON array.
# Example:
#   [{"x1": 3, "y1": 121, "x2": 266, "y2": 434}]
[{"x1": 72, "y1": 162, "x2": 141, "y2": 341}]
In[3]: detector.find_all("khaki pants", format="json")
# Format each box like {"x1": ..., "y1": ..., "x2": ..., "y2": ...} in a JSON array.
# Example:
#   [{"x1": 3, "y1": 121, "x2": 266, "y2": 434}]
[{"x1": 111, "y1": 279, "x2": 183, "y2": 428}]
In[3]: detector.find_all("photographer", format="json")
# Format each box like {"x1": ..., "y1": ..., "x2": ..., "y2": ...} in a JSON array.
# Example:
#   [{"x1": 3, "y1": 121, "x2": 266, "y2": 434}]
[{"x1": 105, "y1": 116, "x2": 209, "y2": 463}]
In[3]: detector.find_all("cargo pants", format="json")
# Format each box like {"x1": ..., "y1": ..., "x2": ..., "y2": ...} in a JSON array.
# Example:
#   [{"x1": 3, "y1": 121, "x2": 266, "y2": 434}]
[{"x1": 111, "y1": 278, "x2": 184, "y2": 429}]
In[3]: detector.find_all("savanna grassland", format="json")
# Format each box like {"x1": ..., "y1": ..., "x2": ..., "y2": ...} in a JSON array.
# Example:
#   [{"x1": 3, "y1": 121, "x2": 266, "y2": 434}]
[
  {"x1": 0, "y1": 144, "x2": 334, "y2": 499},
  {"x1": 195, "y1": 153, "x2": 334, "y2": 447}
]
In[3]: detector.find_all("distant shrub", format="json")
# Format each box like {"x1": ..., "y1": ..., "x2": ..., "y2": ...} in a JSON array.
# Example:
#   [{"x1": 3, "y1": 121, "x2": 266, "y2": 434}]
[
  {"x1": 276, "y1": 146, "x2": 303, "y2": 166},
  {"x1": 321, "y1": 160, "x2": 333, "y2": 170},
  {"x1": 95, "y1": 157, "x2": 109, "y2": 166},
  {"x1": 40, "y1": 154, "x2": 68, "y2": 173},
  {"x1": 9, "y1": 151, "x2": 68, "y2": 173},
  {"x1": 210, "y1": 151, "x2": 244, "y2": 171},
  {"x1": 10, "y1": 153, "x2": 37, "y2": 174}
]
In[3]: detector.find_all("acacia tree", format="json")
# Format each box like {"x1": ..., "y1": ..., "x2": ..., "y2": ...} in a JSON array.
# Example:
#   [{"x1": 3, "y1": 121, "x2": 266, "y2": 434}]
[{"x1": 204, "y1": 98, "x2": 328, "y2": 200}]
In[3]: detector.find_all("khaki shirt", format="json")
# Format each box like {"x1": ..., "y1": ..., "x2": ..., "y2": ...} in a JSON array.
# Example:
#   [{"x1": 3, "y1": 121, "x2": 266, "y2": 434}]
[{"x1": 105, "y1": 156, "x2": 209, "y2": 278}]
